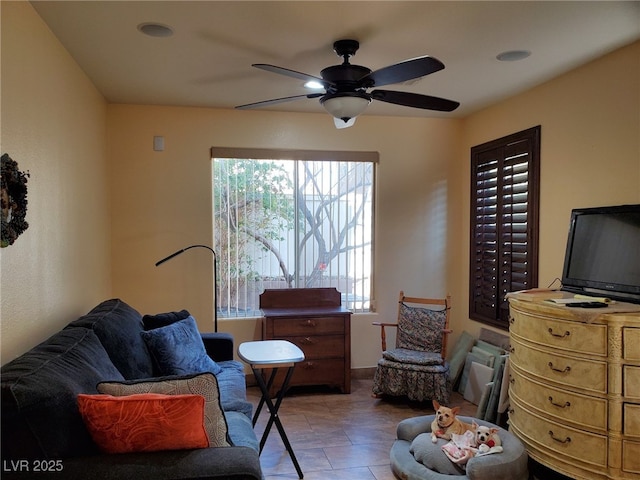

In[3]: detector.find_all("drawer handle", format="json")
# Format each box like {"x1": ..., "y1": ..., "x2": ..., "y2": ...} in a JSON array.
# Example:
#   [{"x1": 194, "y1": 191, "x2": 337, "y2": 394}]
[
  {"x1": 548, "y1": 328, "x2": 570, "y2": 338},
  {"x1": 302, "y1": 362, "x2": 315, "y2": 369},
  {"x1": 509, "y1": 317, "x2": 515, "y2": 326},
  {"x1": 509, "y1": 375, "x2": 515, "y2": 385},
  {"x1": 548, "y1": 396, "x2": 571, "y2": 408},
  {"x1": 548, "y1": 431, "x2": 571, "y2": 444},
  {"x1": 548, "y1": 362, "x2": 571, "y2": 374},
  {"x1": 303, "y1": 320, "x2": 317, "y2": 328},
  {"x1": 301, "y1": 337, "x2": 315, "y2": 344}
]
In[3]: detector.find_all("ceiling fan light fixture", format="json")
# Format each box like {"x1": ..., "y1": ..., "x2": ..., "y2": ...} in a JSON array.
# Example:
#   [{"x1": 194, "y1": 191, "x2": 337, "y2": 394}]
[{"x1": 320, "y1": 93, "x2": 371, "y2": 121}]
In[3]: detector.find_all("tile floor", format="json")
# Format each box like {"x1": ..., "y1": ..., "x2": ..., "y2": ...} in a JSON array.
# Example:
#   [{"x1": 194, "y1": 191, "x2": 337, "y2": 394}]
[
  {"x1": 247, "y1": 377, "x2": 573, "y2": 480},
  {"x1": 247, "y1": 378, "x2": 474, "y2": 480}
]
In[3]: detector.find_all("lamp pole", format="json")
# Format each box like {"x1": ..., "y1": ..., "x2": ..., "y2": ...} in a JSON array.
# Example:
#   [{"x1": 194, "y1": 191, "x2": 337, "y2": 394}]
[{"x1": 155, "y1": 244, "x2": 219, "y2": 332}]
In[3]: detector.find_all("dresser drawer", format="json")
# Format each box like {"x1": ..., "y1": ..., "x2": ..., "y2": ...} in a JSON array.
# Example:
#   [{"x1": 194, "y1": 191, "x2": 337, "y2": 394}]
[
  {"x1": 290, "y1": 358, "x2": 346, "y2": 387},
  {"x1": 624, "y1": 366, "x2": 640, "y2": 399},
  {"x1": 271, "y1": 316, "x2": 346, "y2": 336},
  {"x1": 623, "y1": 440, "x2": 640, "y2": 474},
  {"x1": 510, "y1": 367, "x2": 607, "y2": 431},
  {"x1": 624, "y1": 328, "x2": 640, "y2": 361},
  {"x1": 510, "y1": 400, "x2": 608, "y2": 468},
  {"x1": 624, "y1": 403, "x2": 640, "y2": 438},
  {"x1": 286, "y1": 335, "x2": 345, "y2": 359},
  {"x1": 511, "y1": 336, "x2": 607, "y2": 394},
  {"x1": 510, "y1": 306, "x2": 607, "y2": 356},
  {"x1": 263, "y1": 358, "x2": 346, "y2": 393}
]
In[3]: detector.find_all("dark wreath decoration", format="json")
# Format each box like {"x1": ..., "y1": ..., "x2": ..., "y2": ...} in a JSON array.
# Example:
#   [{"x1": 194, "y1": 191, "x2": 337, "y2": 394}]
[{"x1": 1, "y1": 153, "x2": 30, "y2": 248}]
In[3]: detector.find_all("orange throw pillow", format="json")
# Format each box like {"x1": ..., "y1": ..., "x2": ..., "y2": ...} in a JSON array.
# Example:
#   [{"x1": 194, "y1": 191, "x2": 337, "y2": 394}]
[{"x1": 77, "y1": 393, "x2": 209, "y2": 453}]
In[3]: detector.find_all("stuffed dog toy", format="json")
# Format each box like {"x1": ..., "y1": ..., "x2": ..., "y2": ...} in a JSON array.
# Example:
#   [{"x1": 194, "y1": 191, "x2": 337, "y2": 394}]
[
  {"x1": 430, "y1": 400, "x2": 475, "y2": 443},
  {"x1": 441, "y1": 422, "x2": 503, "y2": 465}
]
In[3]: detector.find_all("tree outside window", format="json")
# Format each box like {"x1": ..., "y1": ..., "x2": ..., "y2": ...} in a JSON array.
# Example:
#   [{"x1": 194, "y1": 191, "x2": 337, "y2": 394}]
[{"x1": 212, "y1": 148, "x2": 377, "y2": 317}]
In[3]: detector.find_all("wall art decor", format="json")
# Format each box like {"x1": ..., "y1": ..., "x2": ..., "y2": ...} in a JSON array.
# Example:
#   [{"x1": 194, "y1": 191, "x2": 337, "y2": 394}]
[{"x1": 1, "y1": 153, "x2": 30, "y2": 247}]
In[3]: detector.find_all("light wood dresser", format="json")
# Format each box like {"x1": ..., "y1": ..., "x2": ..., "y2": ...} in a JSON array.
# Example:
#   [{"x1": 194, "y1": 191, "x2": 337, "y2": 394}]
[
  {"x1": 508, "y1": 297, "x2": 640, "y2": 480},
  {"x1": 260, "y1": 288, "x2": 351, "y2": 394}
]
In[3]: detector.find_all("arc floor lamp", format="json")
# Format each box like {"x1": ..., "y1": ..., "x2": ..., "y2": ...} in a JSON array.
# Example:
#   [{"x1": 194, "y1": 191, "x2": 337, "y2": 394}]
[{"x1": 155, "y1": 244, "x2": 219, "y2": 332}]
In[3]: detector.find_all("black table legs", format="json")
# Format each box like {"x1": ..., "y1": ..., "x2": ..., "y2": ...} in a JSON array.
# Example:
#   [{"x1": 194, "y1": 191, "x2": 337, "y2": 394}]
[{"x1": 251, "y1": 365, "x2": 303, "y2": 479}]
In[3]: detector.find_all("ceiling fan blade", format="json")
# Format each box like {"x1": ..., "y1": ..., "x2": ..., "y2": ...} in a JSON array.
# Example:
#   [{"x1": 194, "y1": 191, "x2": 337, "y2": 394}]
[
  {"x1": 371, "y1": 89, "x2": 459, "y2": 112},
  {"x1": 362, "y1": 56, "x2": 445, "y2": 87},
  {"x1": 235, "y1": 93, "x2": 323, "y2": 110},
  {"x1": 253, "y1": 64, "x2": 333, "y2": 86}
]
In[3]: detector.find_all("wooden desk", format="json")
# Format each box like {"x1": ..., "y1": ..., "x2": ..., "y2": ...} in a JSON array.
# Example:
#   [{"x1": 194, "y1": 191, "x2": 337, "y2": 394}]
[{"x1": 260, "y1": 288, "x2": 351, "y2": 394}]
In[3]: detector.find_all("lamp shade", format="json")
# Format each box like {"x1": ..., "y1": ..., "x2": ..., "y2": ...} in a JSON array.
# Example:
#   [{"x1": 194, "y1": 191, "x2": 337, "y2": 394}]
[{"x1": 320, "y1": 93, "x2": 371, "y2": 121}]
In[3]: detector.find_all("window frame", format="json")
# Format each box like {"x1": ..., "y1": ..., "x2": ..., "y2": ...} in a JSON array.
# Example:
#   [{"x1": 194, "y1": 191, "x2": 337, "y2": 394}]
[
  {"x1": 211, "y1": 147, "x2": 378, "y2": 318},
  {"x1": 468, "y1": 126, "x2": 541, "y2": 330}
]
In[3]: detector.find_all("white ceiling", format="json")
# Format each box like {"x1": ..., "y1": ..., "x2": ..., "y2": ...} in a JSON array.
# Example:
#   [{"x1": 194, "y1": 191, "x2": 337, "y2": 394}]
[{"x1": 31, "y1": 1, "x2": 640, "y2": 119}]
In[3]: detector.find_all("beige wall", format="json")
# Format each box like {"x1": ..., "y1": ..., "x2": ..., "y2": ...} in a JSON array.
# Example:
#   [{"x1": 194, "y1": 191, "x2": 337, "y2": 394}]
[
  {"x1": 1, "y1": 2, "x2": 111, "y2": 364},
  {"x1": 107, "y1": 106, "x2": 461, "y2": 369},
  {"x1": 2, "y1": 1, "x2": 638, "y2": 371},
  {"x1": 452, "y1": 40, "x2": 640, "y2": 344}
]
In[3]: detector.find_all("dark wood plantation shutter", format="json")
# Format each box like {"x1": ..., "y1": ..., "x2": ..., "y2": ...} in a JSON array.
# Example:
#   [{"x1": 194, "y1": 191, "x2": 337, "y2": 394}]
[{"x1": 469, "y1": 126, "x2": 540, "y2": 329}]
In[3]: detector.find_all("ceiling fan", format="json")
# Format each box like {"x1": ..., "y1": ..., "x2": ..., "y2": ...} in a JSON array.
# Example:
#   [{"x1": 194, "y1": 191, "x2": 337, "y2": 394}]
[{"x1": 236, "y1": 39, "x2": 460, "y2": 128}]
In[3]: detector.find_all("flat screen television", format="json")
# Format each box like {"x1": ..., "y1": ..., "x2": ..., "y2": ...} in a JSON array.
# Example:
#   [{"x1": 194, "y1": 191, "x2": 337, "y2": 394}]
[{"x1": 562, "y1": 204, "x2": 640, "y2": 304}]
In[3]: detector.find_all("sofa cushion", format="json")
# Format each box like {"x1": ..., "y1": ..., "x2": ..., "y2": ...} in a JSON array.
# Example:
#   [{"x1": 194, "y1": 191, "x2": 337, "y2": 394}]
[
  {"x1": 142, "y1": 309, "x2": 191, "y2": 330},
  {"x1": 216, "y1": 360, "x2": 254, "y2": 419},
  {"x1": 224, "y1": 411, "x2": 260, "y2": 452},
  {"x1": 77, "y1": 393, "x2": 209, "y2": 453},
  {"x1": 97, "y1": 372, "x2": 231, "y2": 447},
  {"x1": 0, "y1": 328, "x2": 125, "y2": 460},
  {"x1": 66, "y1": 298, "x2": 154, "y2": 379},
  {"x1": 141, "y1": 316, "x2": 222, "y2": 376}
]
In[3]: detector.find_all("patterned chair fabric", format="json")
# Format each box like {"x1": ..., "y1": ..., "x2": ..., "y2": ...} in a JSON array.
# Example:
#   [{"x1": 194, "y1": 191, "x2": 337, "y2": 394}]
[{"x1": 373, "y1": 293, "x2": 451, "y2": 403}]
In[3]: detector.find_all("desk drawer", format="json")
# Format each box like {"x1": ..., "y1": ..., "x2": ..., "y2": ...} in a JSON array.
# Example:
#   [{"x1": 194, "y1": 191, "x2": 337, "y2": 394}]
[
  {"x1": 510, "y1": 336, "x2": 607, "y2": 394},
  {"x1": 272, "y1": 316, "x2": 346, "y2": 336}
]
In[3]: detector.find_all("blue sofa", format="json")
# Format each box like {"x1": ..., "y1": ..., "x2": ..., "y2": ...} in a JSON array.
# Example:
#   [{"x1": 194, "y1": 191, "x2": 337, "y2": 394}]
[{"x1": 1, "y1": 299, "x2": 262, "y2": 479}]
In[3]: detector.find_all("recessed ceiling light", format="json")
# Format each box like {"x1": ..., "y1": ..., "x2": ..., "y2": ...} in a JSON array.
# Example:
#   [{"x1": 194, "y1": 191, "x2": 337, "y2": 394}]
[
  {"x1": 496, "y1": 50, "x2": 531, "y2": 62},
  {"x1": 137, "y1": 22, "x2": 174, "y2": 38}
]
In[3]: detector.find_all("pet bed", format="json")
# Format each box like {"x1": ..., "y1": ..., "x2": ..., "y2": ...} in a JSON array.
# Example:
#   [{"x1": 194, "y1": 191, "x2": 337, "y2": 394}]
[{"x1": 390, "y1": 415, "x2": 528, "y2": 480}]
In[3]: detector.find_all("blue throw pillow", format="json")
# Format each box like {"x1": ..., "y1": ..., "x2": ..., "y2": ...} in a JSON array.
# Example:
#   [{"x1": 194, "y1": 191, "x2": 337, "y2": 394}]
[
  {"x1": 142, "y1": 309, "x2": 191, "y2": 330},
  {"x1": 141, "y1": 316, "x2": 222, "y2": 376}
]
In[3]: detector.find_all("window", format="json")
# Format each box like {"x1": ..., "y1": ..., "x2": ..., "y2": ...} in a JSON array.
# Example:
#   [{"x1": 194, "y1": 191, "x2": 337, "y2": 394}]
[
  {"x1": 212, "y1": 147, "x2": 377, "y2": 318},
  {"x1": 469, "y1": 126, "x2": 540, "y2": 329}
]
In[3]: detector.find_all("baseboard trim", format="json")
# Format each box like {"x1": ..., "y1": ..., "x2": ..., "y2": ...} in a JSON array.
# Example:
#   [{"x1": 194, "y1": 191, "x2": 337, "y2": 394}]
[
  {"x1": 351, "y1": 367, "x2": 376, "y2": 379},
  {"x1": 245, "y1": 367, "x2": 376, "y2": 387}
]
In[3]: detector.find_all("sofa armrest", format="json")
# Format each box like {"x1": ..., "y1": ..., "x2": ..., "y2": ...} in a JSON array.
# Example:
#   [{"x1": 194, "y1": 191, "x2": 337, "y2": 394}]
[
  {"x1": 9, "y1": 447, "x2": 262, "y2": 480},
  {"x1": 201, "y1": 332, "x2": 234, "y2": 362}
]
